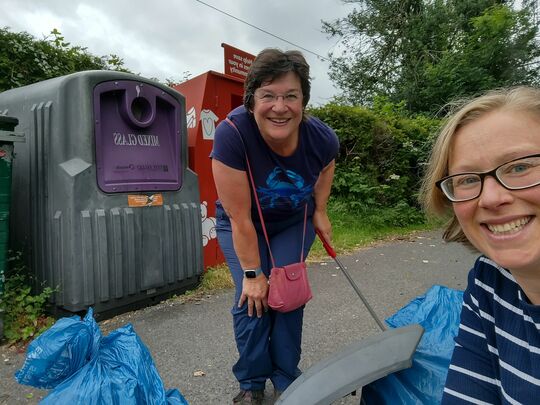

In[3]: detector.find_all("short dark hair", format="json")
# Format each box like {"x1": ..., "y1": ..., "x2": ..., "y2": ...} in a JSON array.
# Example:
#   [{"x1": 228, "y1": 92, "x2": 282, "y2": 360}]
[{"x1": 243, "y1": 48, "x2": 311, "y2": 111}]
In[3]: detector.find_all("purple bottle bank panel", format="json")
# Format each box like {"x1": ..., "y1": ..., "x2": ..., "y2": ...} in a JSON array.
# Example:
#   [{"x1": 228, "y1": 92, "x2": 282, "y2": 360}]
[{"x1": 93, "y1": 80, "x2": 182, "y2": 193}]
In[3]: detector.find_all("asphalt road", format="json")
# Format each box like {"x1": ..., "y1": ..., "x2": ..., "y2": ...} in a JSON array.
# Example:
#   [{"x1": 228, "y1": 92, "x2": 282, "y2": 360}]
[{"x1": 0, "y1": 230, "x2": 477, "y2": 404}]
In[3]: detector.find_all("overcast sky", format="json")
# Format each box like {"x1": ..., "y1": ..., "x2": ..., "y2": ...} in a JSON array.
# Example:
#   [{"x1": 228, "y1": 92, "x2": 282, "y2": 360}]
[{"x1": 0, "y1": 0, "x2": 356, "y2": 105}]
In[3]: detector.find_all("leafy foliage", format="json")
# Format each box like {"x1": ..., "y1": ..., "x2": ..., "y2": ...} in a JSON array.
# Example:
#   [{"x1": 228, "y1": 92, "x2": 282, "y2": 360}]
[
  {"x1": 309, "y1": 101, "x2": 440, "y2": 218},
  {"x1": 0, "y1": 27, "x2": 129, "y2": 92},
  {"x1": 323, "y1": 1, "x2": 540, "y2": 114},
  {"x1": 0, "y1": 252, "x2": 55, "y2": 343}
]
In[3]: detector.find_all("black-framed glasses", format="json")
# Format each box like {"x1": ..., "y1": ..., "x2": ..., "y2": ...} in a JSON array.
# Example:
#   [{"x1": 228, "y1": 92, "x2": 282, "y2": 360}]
[{"x1": 436, "y1": 153, "x2": 540, "y2": 202}]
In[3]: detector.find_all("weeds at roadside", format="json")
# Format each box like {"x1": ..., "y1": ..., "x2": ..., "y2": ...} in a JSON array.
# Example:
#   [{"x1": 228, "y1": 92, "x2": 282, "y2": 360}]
[{"x1": 0, "y1": 251, "x2": 56, "y2": 346}]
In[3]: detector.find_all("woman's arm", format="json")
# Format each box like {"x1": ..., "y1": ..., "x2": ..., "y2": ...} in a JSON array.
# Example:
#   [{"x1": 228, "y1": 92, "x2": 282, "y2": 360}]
[
  {"x1": 212, "y1": 158, "x2": 268, "y2": 317},
  {"x1": 312, "y1": 159, "x2": 336, "y2": 243}
]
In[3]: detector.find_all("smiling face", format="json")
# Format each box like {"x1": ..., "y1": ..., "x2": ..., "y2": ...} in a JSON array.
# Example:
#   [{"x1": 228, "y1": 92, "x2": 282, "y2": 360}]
[
  {"x1": 251, "y1": 71, "x2": 303, "y2": 154},
  {"x1": 449, "y1": 109, "x2": 540, "y2": 275}
]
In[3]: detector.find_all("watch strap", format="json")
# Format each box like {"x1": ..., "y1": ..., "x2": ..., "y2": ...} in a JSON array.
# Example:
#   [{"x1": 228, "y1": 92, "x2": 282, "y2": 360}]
[{"x1": 244, "y1": 267, "x2": 262, "y2": 277}]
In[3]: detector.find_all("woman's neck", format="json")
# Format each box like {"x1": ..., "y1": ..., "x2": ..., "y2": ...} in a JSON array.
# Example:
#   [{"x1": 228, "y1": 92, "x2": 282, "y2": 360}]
[
  {"x1": 262, "y1": 131, "x2": 299, "y2": 157},
  {"x1": 512, "y1": 270, "x2": 540, "y2": 305}
]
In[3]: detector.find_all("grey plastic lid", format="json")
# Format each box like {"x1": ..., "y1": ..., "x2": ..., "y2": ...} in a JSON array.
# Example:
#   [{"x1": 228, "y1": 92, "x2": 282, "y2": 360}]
[{"x1": 277, "y1": 324, "x2": 424, "y2": 405}]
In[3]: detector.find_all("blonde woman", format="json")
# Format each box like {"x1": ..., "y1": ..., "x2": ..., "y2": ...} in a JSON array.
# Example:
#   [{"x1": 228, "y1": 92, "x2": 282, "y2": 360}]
[{"x1": 421, "y1": 86, "x2": 540, "y2": 403}]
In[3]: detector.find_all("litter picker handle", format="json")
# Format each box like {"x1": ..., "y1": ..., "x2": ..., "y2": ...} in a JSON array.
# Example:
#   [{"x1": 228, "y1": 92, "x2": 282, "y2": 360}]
[
  {"x1": 316, "y1": 229, "x2": 387, "y2": 332},
  {"x1": 316, "y1": 229, "x2": 336, "y2": 258}
]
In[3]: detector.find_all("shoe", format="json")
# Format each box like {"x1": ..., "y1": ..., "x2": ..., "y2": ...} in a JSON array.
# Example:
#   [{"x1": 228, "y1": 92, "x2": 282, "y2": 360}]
[{"x1": 232, "y1": 389, "x2": 264, "y2": 405}]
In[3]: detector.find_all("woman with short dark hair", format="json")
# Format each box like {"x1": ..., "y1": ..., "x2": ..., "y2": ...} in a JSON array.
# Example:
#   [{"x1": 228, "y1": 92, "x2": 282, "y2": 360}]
[{"x1": 211, "y1": 48, "x2": 339, "y2": 404}]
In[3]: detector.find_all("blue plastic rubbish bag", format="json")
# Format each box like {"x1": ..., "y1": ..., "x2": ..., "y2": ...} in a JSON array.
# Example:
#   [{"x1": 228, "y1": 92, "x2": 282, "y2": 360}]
[
  {"x1": 40, "y1": 323, "x2": 188, "y2": 405},
  {"x1": 15, "y1": 307, "x2": 101, "y2": 389},
  {"x1": 361, "y1": 285, "x2": 464, "y2": 404},
  {"x1": 16, "y1": 308, "x2": 188, "y2": 404}
]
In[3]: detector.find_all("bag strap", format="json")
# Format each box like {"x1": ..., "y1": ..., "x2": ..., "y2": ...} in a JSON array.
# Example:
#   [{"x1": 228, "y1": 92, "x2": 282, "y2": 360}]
[{"x1": 225, "y1": 118, "x2": 307, "y2": 266}]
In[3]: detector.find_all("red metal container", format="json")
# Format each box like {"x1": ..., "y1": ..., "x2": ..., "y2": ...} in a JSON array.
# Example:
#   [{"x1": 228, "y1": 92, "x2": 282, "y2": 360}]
[{"x1": 173, "y1": 71, "x2": 244, "y2": 269}]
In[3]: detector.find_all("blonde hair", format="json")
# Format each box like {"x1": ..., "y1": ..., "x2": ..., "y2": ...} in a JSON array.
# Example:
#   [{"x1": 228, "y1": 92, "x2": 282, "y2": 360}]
[{"x1": 420, "y1": 86, "x2": 540, "y2": 244}]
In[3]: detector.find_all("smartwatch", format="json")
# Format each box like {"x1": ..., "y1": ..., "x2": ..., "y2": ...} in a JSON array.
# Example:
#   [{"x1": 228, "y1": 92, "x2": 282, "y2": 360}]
[{"x1": 243, "y1": 267, "x2": 262, "y2": 279}]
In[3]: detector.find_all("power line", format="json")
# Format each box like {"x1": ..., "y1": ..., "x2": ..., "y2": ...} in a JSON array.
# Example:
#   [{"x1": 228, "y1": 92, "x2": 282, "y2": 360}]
[{"x1": 193, "y1": 0, "x2": 330, "y2": 61}]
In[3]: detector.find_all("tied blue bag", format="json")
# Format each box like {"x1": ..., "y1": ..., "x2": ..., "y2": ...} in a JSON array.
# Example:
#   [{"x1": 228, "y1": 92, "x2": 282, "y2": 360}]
[
  {"x1": 361, "y1": 285, "x2": 464, "y2": 404},
  {"x1": 40, "y1": 324, "x2": 187, "y2": 405},
  {"x1": 15, "y1": 307, "x2": 101, "y2": 389},
  {"x1": 15, "y1": 308, "x2": 188, "y2": 405}
]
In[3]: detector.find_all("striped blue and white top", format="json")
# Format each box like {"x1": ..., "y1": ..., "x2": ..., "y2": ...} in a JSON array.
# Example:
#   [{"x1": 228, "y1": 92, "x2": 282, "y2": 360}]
[{"x1": 442, "y1": 256, "x2": 540, "y2": 404}]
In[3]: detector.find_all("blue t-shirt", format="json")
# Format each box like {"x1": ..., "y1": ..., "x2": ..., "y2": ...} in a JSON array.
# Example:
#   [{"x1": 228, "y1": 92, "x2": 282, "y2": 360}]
[
  {"x1": 442, "y1": 256, "x2": 540, "y2": 404},
  {"x1": 210, "y1": 106, "x2": 339, "y2": 224}
]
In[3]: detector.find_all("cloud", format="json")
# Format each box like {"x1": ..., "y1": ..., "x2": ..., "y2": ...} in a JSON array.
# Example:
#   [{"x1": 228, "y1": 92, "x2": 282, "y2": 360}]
[{"x1": 0, "y1": 0, "x2": 354, "y2": 105}]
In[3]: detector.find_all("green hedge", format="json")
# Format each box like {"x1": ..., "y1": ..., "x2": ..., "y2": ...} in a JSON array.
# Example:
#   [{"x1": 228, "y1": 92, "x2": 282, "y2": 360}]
[
  {"x1": 309, "y1": 101, "x2": 440, "y2": 222},
  {"x1": 0, "y1": 28, "x2": 128, "y2": 92}
]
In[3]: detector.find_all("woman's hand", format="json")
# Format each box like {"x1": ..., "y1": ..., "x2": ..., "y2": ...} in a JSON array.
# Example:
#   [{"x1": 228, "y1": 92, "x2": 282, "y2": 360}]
[
  {"x1": 313, "y1": 208, "x2": 332, "y2": 244},
  {"x1": 238, "y1": 275, "x2": 269, "y2": 317}
]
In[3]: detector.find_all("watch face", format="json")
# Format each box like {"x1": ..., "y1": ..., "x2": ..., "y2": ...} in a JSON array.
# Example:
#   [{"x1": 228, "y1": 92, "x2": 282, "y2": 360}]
[{"x1": 244, "y1": 270, "x2": 257, "y2": 278}]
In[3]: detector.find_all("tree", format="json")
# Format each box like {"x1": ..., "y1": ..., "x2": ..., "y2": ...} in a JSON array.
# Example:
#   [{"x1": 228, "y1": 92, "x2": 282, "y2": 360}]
[
  {"x1": 0, "y1": 27, "x2": 129, "y2": 92},
  {"x1": 324, "y1": 0, "x2": 540, "y2": 114}
]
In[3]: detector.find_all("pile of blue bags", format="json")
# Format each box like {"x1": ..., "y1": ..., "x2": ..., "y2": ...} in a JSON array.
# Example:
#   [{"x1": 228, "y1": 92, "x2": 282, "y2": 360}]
[{"x1": 15, "y1": 308, "x2": 187, "y2": 404}]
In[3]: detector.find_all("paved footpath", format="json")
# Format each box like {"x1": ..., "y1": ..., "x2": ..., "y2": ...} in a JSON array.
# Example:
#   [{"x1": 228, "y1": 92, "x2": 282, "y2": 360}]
[{"x1": 0, "y1": 230, "x2": 477, "y2": 404}]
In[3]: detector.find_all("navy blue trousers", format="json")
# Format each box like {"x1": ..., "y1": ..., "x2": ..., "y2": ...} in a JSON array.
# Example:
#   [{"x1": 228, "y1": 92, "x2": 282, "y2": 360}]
[{"x1": 216, "y1": 209, "x2": 315, "y2": 392}]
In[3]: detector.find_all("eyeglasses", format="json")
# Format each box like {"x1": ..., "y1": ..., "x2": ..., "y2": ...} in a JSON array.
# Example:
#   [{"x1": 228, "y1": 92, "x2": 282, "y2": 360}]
[
  {"x1": 254, "y1": 90, "x2": 302, "y2": 105},
  {"x1": 436, "y1": 153, "x2": 540, "y2": 202}
]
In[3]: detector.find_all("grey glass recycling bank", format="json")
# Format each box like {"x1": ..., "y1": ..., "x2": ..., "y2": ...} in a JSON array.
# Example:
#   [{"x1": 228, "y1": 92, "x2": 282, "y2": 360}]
[{"x1": 0, "y1": 71, "x2": 203, "y2": 315}]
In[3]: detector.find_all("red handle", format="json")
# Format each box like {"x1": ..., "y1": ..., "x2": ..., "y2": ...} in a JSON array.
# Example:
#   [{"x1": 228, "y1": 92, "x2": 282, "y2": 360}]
[{"x1": 316, "y1": 229, "x2": 336, "y2": 258}]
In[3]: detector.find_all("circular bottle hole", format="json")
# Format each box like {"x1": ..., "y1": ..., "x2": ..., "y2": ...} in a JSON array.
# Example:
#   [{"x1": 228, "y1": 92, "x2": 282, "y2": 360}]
[{"x1": 131, "y1": 97, "x2": 152, "y2": 123}]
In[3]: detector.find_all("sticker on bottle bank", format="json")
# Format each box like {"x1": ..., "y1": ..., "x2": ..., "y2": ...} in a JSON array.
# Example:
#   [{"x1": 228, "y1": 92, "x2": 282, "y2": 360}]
[{"x1": 128, "y1": 194, "x2": 163, "y2": 207}]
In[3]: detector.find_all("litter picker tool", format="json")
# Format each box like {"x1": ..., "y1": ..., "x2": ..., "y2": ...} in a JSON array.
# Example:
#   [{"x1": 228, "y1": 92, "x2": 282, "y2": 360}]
[{"x1": 316, "y1": 229, "x2": 386, "y2": 331}]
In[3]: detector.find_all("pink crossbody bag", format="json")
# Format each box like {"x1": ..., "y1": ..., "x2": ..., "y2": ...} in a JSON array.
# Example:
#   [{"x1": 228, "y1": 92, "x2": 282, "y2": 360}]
[{"x1": 225, "y1": 118, "x2": 313, "y2": 312}]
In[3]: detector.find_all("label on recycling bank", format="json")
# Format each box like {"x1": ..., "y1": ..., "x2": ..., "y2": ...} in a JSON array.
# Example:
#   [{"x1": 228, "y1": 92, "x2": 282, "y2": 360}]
[{"x1": 127, "y1": 194, "x2": 163, "y2": 207}]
